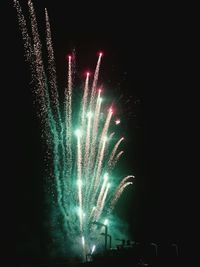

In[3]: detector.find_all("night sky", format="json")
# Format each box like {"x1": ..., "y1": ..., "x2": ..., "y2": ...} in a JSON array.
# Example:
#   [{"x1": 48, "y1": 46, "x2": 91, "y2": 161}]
[{"x1": 3, "y1": 0, "x2": 186, "y2": 262}]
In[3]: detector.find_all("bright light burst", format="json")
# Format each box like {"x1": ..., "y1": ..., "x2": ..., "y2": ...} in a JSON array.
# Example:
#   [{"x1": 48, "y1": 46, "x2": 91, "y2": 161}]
[{"x1": 14, "y1": 0, "x2": 135, "y2": 259}]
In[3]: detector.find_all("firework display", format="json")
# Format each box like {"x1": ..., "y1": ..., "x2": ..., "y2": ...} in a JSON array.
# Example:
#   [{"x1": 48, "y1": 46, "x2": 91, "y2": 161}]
[{"x1": 14, "y1": 0, "x2": 135, "y2": 259}]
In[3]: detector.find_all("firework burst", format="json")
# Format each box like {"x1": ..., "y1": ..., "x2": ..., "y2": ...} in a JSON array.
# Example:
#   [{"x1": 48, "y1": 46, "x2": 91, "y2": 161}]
[{"x1": 14, "y1": 0, "x2": 135, "y2": 260}]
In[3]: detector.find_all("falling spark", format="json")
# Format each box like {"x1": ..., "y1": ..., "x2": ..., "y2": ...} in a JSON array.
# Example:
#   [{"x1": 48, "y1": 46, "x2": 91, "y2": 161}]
[
  {"x1": 91, "y1": 245, "x2": 96, "y2": 254},
  {"x1": 115, "y1": 119, "x2": 120, "y2": 125},
  {"x1": 108, "y1": 137, "x2": 124, "y2": 169}
]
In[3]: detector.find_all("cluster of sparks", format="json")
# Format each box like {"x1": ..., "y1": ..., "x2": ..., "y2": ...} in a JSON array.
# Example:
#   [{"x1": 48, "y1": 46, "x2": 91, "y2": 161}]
[{"x1": 14, "y1": 0, "x2": 135, "y2": 259}]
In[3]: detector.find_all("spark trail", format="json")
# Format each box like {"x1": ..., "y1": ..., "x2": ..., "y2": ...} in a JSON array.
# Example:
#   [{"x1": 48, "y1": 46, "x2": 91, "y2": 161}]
[{"x1": 14, "y1": 0, "x2": 135, "y2": 259}]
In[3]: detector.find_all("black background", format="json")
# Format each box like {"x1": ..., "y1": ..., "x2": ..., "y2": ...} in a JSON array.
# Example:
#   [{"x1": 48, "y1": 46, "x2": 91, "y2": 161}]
[{"x1": 2, "y1": 0, "x2": 188, "y2": 263}]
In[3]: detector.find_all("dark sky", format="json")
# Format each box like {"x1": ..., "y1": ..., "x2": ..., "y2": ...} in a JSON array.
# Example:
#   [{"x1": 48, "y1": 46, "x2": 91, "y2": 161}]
[{"x1": 3, "y1": 0, "x2": 187, "y2": 262}]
